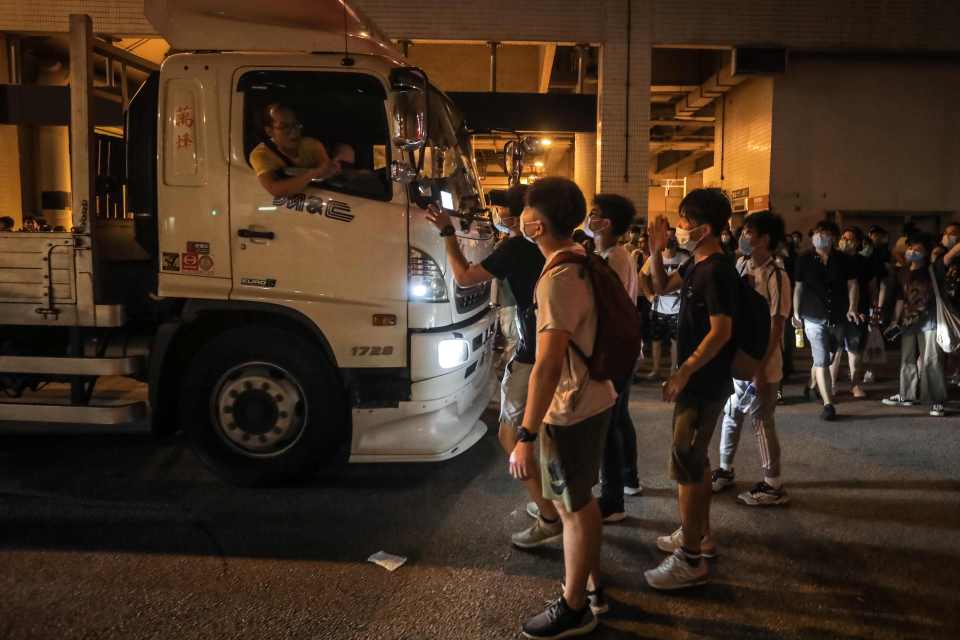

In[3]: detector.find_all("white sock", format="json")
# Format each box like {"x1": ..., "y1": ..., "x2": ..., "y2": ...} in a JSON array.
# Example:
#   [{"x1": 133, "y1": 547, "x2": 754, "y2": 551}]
[
  {"x1": 721, "y1": 463, "x2": 734, "y2": 473},
  {"x1": 765, "y1": 476, "x2": 782, "y2": 489}
]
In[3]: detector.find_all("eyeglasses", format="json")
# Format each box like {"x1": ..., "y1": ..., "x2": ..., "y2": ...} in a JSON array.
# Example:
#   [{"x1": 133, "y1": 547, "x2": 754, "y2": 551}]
[{"x1": 274, "y1": 122, "x2": 303, "y2": 133}]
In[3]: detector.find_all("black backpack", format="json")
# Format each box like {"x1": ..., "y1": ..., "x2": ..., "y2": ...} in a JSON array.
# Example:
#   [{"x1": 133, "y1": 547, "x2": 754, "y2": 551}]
[
  {"x1": 731, "y1": 260, "x2": 780, "y2": 380},
  {"x1": 539, "y1": 251, "x2": 644, "y2": 382}
]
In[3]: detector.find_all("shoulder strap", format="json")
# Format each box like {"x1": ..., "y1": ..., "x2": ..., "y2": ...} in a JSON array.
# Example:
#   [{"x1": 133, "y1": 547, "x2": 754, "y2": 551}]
[{"x1": 262, "y1": 138, "x2": 296, "y2": 168}]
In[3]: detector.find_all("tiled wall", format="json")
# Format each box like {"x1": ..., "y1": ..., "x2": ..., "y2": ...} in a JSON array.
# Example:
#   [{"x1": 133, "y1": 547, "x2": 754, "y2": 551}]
[
  {"x1": 702, "y1": 77, "x2": 774, "y2": 204},
  {"x1": 770, "y1": 56, "x2": 960, "y2": 233}
]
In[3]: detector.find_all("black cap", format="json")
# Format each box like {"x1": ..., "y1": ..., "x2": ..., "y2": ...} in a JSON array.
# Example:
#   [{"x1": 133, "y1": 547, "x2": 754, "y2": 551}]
[{"x1": 488, "y1": 184, "x2": 529, "y2": 217}]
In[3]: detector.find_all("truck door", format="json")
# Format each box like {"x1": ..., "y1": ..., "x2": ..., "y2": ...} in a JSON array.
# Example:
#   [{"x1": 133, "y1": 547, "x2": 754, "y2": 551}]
[{"x1": 228, "y1": 68, "x2": 407, "y2": 369}]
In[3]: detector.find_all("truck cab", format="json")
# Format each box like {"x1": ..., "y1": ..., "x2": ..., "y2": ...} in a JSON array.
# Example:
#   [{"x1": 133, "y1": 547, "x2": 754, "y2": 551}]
[{"x1": 0, "y1": 2, "x2": 497, "y2": 485}]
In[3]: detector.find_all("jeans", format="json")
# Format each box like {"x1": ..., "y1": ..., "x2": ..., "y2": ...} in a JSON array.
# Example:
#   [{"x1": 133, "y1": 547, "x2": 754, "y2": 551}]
[
  {"x1": 719, "y1": 381, "x2": 781, "y2": 479},
  {"x1": 899, "y1": 326, "x2": 946, "y2": 403},
  {"x1": 599, "y1": 377, "x2": 640, "y2": 511}
]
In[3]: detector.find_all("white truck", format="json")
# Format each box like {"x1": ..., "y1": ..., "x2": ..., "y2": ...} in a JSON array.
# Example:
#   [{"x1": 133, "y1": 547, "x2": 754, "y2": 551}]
[{"x1": 0, "y1": 1, "x2": 497, "y2": 484}]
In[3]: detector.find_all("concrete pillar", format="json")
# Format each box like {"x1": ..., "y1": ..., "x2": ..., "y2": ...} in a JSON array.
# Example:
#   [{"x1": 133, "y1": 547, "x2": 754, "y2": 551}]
[
  {"x1": 574, "y1": 133, "x2": 597, "y2": 207},
  {"x1": 597, "y1": 0, "x2": 651, "y2": 216}
]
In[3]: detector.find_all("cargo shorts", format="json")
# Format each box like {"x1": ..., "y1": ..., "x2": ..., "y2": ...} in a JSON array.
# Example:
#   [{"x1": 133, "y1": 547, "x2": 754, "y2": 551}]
[
  {"x1": 499, "y1": 358, "x2": 533, "y2": 427},
  {"x1": 670, "y1": 395, "x2": 725, "y2": 484},
  {"x1": 540, "y1": 409, "x2": 611, "y2": 513}
]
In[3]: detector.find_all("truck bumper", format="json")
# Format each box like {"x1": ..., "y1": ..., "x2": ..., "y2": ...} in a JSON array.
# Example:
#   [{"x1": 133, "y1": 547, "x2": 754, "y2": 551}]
[{"x1": 349, "y1": 308, "x2": 496, "y2": 463}]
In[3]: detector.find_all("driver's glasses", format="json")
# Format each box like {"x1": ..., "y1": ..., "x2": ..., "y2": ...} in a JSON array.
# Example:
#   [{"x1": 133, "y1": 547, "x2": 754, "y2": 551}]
[{"x1": 274, "y1": 122, "x2": 303, "y2": 134}]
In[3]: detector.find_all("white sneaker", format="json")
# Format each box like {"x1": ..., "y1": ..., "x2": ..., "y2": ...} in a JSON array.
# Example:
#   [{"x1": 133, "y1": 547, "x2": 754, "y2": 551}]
[
  {"x1": 644, "y1": 549, "x2": 709, "y2": 590},
  {"x1": 930, "y1": 404, "x2": 946, "y2": 417},
  {"x1": 656, "y1": 527, "x2": 717, "y2": 558},
  {"x1": 512, "y1": 517, "x2": 563, "y2": 549}
]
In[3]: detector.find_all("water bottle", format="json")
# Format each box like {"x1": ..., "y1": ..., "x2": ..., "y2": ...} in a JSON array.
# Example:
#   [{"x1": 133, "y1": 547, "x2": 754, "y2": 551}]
[{"x1": 736, "y1": 383, "x2": 760, "y2": 418}]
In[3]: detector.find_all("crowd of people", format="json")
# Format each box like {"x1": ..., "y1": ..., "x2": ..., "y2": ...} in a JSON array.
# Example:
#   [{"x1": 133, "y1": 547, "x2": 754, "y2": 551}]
[
  {"x1": 425, "y1": 181, "x2": 958, "y2": 639},
  {"x1": 0, "y1": 215, "x2": 68, "y2": 233}
]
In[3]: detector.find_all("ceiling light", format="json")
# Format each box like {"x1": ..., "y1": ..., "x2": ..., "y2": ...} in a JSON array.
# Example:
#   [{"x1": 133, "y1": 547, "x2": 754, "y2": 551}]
[
  {"x1": 540, "y1": 138, "x2": 552, "y2": 146},
  {"x1": 534, "y1": 160, "x2": 544, "y2": 168}
]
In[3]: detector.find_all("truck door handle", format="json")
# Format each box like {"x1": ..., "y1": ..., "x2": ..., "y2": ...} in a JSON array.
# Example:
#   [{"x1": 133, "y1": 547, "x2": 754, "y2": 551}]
[{"x1": 238, "y1": 228, "x2": 275, "y2": 240}]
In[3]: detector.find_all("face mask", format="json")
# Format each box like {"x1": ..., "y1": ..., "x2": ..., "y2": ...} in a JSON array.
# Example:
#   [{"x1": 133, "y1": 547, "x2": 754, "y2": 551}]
[
  {"x1": 521, "y1": 220, "x2": 542, "y2": 244},
  {"x1": 905, "y1": 249, "x2": 926, "y2": 263},
  {"x1": 943, "y1": 235, "x2": 959, "y2": 249},
  {"x1": 860, "y1": 244, "x2": 874, "y2": 258},
  {"x1": 675, "y1": 224, "x2": 708, "y2": 252},
  {"x1": 813, "y1": 233, "x2": 832, "y2": 251},
  {"x1": 738, "y1": 234, "x2": 754, "y2": 256},
  {"x1": 584, "y1": 217, "x2": 607, "y2": 239},
  {"x1": 494, "y1": 215, "x2": 516, "y2": 234}
]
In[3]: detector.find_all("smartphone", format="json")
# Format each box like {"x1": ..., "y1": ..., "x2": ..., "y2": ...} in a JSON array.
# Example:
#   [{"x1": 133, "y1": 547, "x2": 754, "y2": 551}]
[{"x1": 439, "y1": 189, "x2": 454, "y2": 211}]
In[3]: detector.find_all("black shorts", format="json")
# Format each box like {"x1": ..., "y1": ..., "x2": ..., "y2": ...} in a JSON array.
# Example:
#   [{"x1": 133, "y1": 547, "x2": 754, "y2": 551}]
[{"x1": 651, "y1": 311, "x2": 679, "y2": 344}]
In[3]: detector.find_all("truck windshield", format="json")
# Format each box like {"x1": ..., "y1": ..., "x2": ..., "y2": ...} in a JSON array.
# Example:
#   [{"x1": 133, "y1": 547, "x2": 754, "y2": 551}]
[{"x1": 421, "y1": 87, "x2": 484, "y2": 213}]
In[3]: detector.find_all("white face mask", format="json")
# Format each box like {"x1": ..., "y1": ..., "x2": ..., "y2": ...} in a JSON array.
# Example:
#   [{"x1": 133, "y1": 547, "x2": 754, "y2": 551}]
[
  {"x1": 675, "y1": 224, "x2": 708, "y2": 252},
  {"x1": 520, "y1": 220, "x2": 542, "y2": 244},
  {"x1": 496, "y1": 215, "x2": 518, "y2": 234},
  {"x1": 943, "y1": 234, "x2": 959, "y2": 249},
  {"x1": 584, "y1": 217, "x2": 607, "y2": 239},
  {"x1": 813, "y1": 233, "x2": 833, "y2": 251}
]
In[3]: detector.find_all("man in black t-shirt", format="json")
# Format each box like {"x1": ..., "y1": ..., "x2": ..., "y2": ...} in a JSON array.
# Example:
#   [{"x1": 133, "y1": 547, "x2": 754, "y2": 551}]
[
  {"x1": 831, "y1": 227, "x2": 876, "y2": 399},
  {"x1": 792, "y1": 219, "x2": 860, "y2": 421},
  {"x1": 426, "y1": 184, "x2": 556, "y2": 544},
  {"x1": 645, "y1": 189, "x2": 739, "y2": 591}
]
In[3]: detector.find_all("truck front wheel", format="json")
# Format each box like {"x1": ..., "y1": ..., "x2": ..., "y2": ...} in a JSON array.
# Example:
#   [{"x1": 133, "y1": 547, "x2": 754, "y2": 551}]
[{"x1": 179, "y1": 327, "x2": 346, "y2": 485}]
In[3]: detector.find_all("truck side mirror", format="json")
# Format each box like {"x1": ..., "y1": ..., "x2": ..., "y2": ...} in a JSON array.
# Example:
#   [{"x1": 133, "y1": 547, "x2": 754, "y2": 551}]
[{"x1": 392, "y1": 89, "x2": 427, "y2": 152}]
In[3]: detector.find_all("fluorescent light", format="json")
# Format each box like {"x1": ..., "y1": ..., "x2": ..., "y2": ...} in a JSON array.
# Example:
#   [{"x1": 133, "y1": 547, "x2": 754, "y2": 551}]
[{"x1": 438, "y1": 339, "x2": 470, "y2": 369}]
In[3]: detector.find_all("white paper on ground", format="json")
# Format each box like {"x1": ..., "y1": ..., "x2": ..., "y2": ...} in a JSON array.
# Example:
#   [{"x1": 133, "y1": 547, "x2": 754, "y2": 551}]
[{"x1": 367, "y1": 551, "x2": 408, "y2": 572}]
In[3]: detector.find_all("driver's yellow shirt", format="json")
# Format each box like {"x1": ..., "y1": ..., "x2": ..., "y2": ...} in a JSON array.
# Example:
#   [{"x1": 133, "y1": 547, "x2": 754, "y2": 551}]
[{"x1": 249, "y1": 137, "x2": 330, "y2": 176}]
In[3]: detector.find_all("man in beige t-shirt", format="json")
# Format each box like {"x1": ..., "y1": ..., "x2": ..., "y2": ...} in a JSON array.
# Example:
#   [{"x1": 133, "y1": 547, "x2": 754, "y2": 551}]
[
  {"x1": 508, "y1": 177, "x2": 615, "y2": 640},
  {"x1": 249, "y1": 103, "x2": 341, "y2": 198}
]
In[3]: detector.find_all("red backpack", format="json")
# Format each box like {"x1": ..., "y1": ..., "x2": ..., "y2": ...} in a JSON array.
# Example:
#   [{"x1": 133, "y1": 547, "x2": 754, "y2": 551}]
[{"x1": 539, "y1": 251, "x2": 644, "y2": 382}]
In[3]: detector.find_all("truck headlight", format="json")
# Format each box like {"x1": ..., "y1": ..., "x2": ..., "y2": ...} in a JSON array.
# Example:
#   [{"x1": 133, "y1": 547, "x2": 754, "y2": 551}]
[
  {"x1": 408, "y1": 248, "x2": 448, "y2": 302},
  {"x1": 438, "y1": 339, "x2": 469, "y2": 369}
]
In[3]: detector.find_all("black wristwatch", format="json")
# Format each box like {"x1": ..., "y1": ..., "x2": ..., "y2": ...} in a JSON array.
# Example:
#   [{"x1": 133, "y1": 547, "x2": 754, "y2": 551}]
[
  {"x1": 440, "y1": 224, "x2": 456, "y2": 237},
  {"x1": 516, "y1": 427, "x2": 538, "y2": 443}
]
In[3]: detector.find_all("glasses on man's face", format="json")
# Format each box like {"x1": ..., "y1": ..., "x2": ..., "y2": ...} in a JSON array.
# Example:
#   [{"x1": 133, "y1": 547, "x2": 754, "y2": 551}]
[{"x1": 274, "y1": 122, "x2": 303, "y2": 134}]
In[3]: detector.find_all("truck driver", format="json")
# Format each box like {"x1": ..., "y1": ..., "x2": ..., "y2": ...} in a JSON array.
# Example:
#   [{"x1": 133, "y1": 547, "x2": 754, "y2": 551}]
[{"x1": 249, "y1": 103, "x2": 342, "y2": 198}]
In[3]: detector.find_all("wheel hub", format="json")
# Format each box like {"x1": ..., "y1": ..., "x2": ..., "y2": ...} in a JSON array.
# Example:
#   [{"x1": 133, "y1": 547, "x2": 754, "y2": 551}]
[{"x1": 213, "y1": 363, "x2": 306, "y2": 456}]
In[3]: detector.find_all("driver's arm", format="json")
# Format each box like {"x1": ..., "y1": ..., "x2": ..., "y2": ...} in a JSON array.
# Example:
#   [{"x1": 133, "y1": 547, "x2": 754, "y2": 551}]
[{"x1": 257, "y1": 169, "x2": 327, "y2": 198}]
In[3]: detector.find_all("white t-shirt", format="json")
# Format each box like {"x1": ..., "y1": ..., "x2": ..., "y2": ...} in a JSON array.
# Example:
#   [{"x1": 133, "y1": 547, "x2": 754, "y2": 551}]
[
  {"x1": 736, "y1": 255, "x2": 792, "y2": 383},
  {"x1": 642, "y1": 251, "x2": 689, "y2": 315},
  {"x1": 536, "y1": 246, "x2": 617, "y2": 426},
  {"x1": 601, "y1": 244, "x2": 638, "y2": 301}
]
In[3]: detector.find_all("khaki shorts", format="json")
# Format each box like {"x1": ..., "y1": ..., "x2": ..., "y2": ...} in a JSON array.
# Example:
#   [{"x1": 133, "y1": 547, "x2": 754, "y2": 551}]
[
  {"x1": 540, "y1": 409, "x2": 611, "y2": 513},
  {"x1": 670, "y1": 395, "x2": 724, "y2": 484},
  {"x1": 499, "y1": 358, "x2": 532, "y2": 427}
]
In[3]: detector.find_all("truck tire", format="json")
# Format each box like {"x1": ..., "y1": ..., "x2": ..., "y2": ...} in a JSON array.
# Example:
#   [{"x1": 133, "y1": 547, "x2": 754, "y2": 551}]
[{"x1": 179, "y1": 326, "x2": 346, "y2": 486}]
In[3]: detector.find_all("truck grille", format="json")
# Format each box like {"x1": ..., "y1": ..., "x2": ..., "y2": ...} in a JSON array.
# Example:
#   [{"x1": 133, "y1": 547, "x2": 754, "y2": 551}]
[{"x1": 454, "y1": 281, "x2": 491, "y2": 314}]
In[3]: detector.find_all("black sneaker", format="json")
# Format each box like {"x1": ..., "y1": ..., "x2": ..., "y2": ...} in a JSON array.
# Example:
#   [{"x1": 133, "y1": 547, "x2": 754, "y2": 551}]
[
  {"x1": 820, "y1": 404, "x2": 837, "y2": 421},
  {"x1": 560, "y1": 582, "x2": 610, "y2": 616},
  {"x1": 586, "y1": 586, "x2": 609, "y2": 615},
  {"x1": 711, "y1": 467, "x2": 735, "y2": 493},
  {"x1": 522, "y1": 596, "x2": 596, "y2": 639}
]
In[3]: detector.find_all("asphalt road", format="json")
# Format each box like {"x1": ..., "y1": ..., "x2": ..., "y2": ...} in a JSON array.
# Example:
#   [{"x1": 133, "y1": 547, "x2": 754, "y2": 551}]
[{"x1": 1, "y1": 371, "x2": 959, "y2": 639}]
